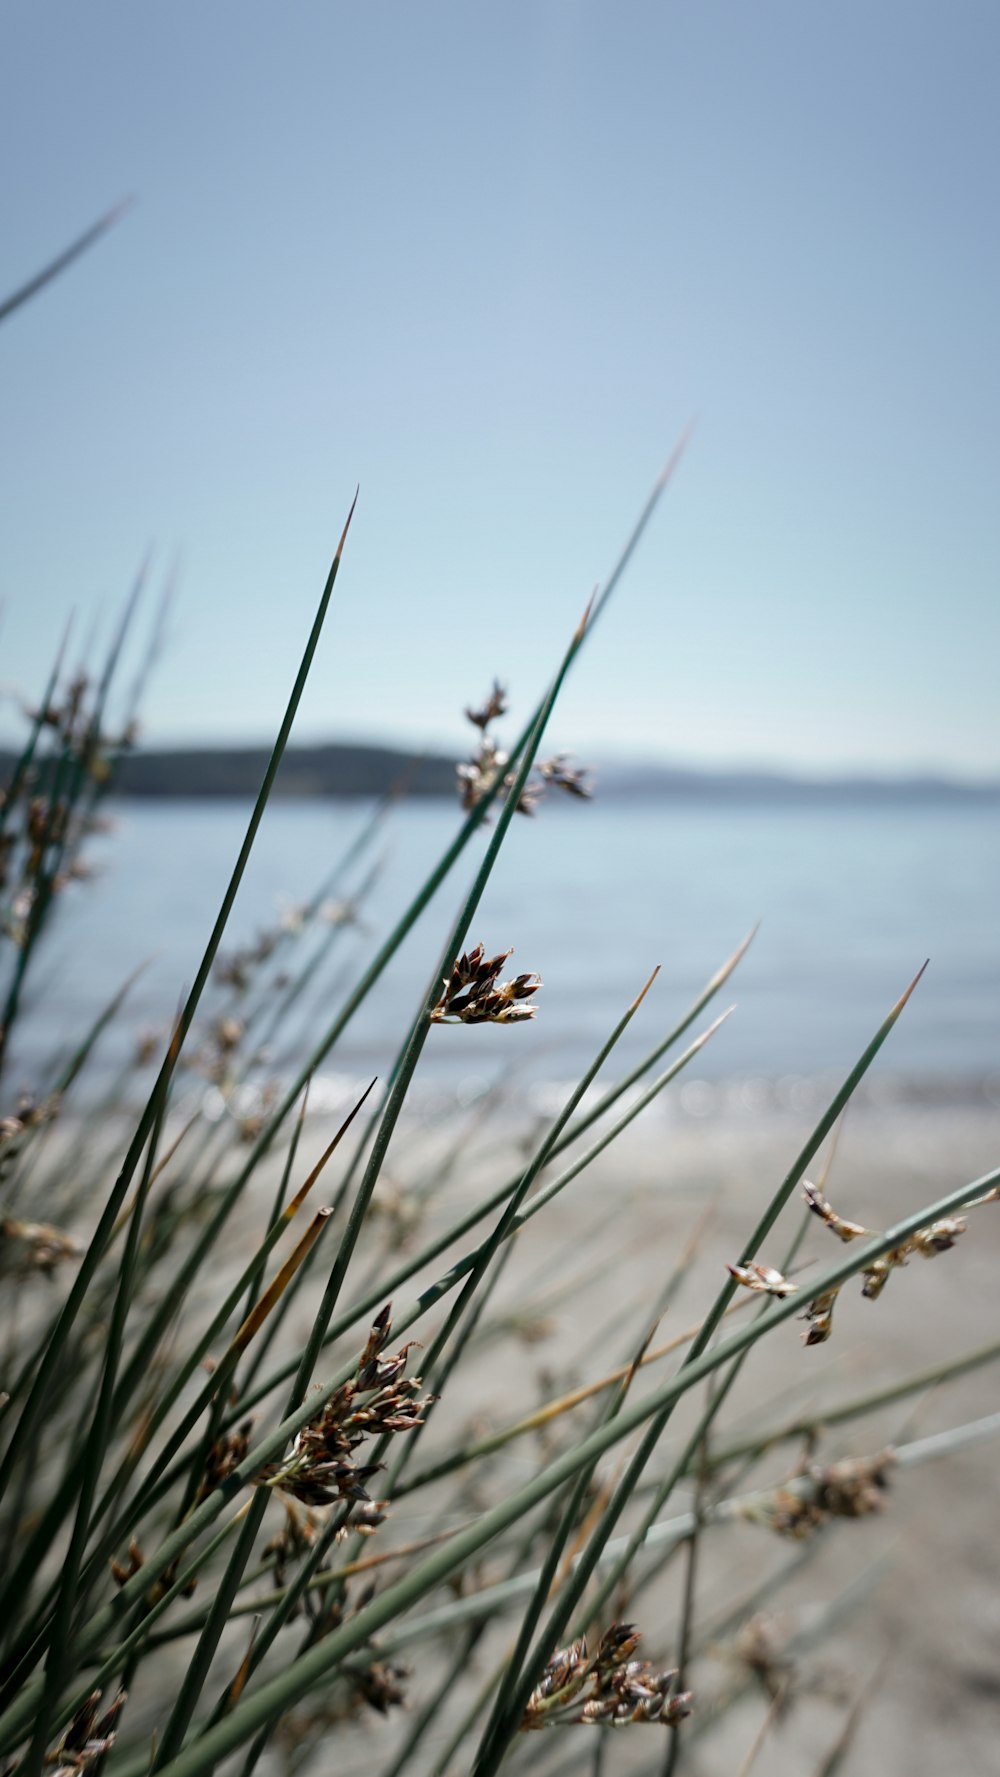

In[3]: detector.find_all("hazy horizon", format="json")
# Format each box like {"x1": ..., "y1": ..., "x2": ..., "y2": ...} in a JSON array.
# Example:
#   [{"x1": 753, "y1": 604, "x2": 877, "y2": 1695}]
[
  {"x1": 4, "y1": 723, "x2": 996, "y2": 790},
  {"x1": 4, "y1": 4, "x2": 999, "y2": 778}
]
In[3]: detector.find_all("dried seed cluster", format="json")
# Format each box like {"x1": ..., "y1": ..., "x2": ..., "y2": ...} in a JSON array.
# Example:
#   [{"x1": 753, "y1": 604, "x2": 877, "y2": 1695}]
[
  {"x1": 36, "y1": 1688, "x2": 126, "y2": 1777},
  {"x1": 456, "y1": 679, "x2": 593, "y2": 819},
  {"x1": 258, "y1": 1306, "x2": 431, "y2": 1508},
  {"x1": 733, "y1": 1614, "x2": 794, "y2": 1706},
  {"x1": 727, "y1": 1177, "x2": 987, "y2": 1347},
  {"x1": 108, "y1": 1534, "x2": 198, "y2": 1605},
  {"x1": 725, "y1": 1262, "x2": 798, "y2": 1298},
  {"x1": 536, "y1": 754, "x2": 592, "y2": 797},
  {"x1": 109, "y1": 1537, "x2": 145, "y2": 1589},
  {"x1": 0, "y1": 1095, "x2": 59, "y2": 1188},
  {"x1": 215, "y1": 927, "x2": 279, "y2": 993},
  {"x1": 743, "y1": 1450, "x2": 896, "y2": 1539},
  {"x1": 0, "y1": 669, "x2": 134, "y2": 1070},
  {"x1": 465, "y1": 680, "x2": 509, "y2": 731},
  {"x1": 214, "y1": 894, "x2": 360, "y2": 1000},
  {"x1": 431, "y1": 943, "x2": 541, "y2": 1026},
  {"x1": 265, "y1": 1498, "x2": 323, "y2": 1594},
  {"x1": 800, "y1": 1180, "x2": 971, "y2": 1344},
  {"x1": 0, "y1": 1214, "x2": 79, "y2": 1278},
  {"x1": 521, "y1": 1623, "x2": 693, "y2": 1730},
  {"x1": 354, "y1": 1659, "x2": 409, "y2": 1715},
  {"x1": 194, "y1": 1418, "x2": 255, "y2": 1506},
  {"x1": 273, "y1": 1652, "x2": 410, "y2": 1747}
]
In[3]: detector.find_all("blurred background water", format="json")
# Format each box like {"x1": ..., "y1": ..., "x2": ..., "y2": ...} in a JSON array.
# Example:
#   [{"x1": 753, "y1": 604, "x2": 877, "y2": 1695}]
[{"x1": 12, "y1": 792, "x2": 999, "y2": 1117}]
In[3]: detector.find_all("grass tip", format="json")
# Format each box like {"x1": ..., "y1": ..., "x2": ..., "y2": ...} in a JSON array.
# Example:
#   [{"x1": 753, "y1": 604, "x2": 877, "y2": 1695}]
[
  {"x1": 335, "y1": 486, "x2": 360, "y2": 562},
  {"x1": 697, "y1": 1003, "x2": 737, "y2": 1044},
  {"x1": 656, "y1": 418, "x2": 697, "y2": 490},
  {"x1": 892, "y1": 958, "x2": 930, "y2": 1019},
  {"x1": 574, "y1": 585, "x2": 599, "y2": 643},
  {"x1": 629, "y1": 964, "x2": 661, "y2": 1013}
]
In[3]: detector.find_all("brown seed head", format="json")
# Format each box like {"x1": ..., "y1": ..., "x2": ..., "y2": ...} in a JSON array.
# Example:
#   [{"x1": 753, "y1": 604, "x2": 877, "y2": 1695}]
[
  {"x1": 520, "y1": 1622, "x2": 691, "y2": 1731},
  {"x1": 726, "y1": 1261, "x2": 797, "y2": 1298},
  {"x1": 465, "y1": 680, "x2": 508, "y2": 730},
  {"x1": 801, "y1": 1180, "x2": 876, "y2": 1242},
  {"x1": 537, "y1": 754, "x2": 594, "y2": 799},
  {"x1": 800, "y1": 1286, "x2": 840, "y2": 1345},
  {"x1": 257, "y1": 1314, "x2": 431, "y2": 1507},
  {"x1": 431, "y1": 942, "x2": 541, "y2": 1025}
]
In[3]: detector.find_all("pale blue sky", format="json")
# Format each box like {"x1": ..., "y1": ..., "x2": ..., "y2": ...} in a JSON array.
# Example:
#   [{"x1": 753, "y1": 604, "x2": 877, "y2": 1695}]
[{"x1": 2, "y1": 2, "x2": 998, "y2": 774}]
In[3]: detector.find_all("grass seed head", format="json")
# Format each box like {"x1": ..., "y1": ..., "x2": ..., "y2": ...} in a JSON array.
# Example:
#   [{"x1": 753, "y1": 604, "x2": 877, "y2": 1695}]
[
  {"x1": 431, "y1": 942, "x2": 541, "y2": 1025},
  {"x1": 733, "y1": 1615, "x2": 795, "y2": 1707},
  {"x1": 195, "y1": 1418, "x2": 255, "y2": 1506},
  {"x1": 744, "y1": 1450, "x2": 896, "y2": 1538},
  {"x1": 537, "y1": 754, "x2": 594, "y2": 799},
  {"x1": 861, "y1": 1249, "x2": 905, "y2": 1299},
  {"x1": 726, "y1": 1261, "x2": 798, "y2": 1298},
  {"x1": 465, "y1": 679, "x2": 508, "y2": 730},
  {"x1": 0, "y1": 1217, "x2": 80, "y2": 1278},
  {"x1": 456, "y1": 685, "x2": 592, "y2": 817},
  {"x1": 265, "y1": 1499, "x2": 323, "y2": 1596},
  {"x1": 257, "y1": 1312, "x2": 431, "y2": 1507},
  {"x1": 811, "y1": 1450, "x2": 896, "y2": 1518},
  {"x1": 521, "y1": 1624, "x2": 692, "y2": 1730},
  {"x1": 800, "y1": 1286, "x2": 841, "y2": 1344},
  {"x1": 802, "y1": 1180, "x2": 876, "y2": 1242},
  {"x1": 911, "y1": 1216, "x2": 967, "y2": 1256},
  {"x1": 456, "y1": 735, "x2": 509, "y2": 813},
  {"x1": 44, "y1": 1688, "x2": 127, "y2": 1776}
]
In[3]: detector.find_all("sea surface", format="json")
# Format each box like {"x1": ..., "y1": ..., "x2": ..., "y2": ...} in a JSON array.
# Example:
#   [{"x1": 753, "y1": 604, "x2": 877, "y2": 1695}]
[{"x1": 10, "y1": 794, "x2": 1000, "y2": 1117}]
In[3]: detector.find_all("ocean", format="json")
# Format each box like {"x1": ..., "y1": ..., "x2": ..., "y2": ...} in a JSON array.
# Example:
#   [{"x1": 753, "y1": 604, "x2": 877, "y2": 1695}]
[{"x1": 11, "y1": 794, "x2": 1000, "y2": 1117}]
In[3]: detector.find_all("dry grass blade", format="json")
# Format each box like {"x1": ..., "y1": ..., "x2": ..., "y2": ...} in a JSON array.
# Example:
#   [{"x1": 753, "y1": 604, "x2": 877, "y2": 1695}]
[
  {"x1": 226, "y1": 1209, "x2": 334, "y2": 1362},
  {"x1": 221, "y1": 1617, "x2": 261, "y2": 1715}
]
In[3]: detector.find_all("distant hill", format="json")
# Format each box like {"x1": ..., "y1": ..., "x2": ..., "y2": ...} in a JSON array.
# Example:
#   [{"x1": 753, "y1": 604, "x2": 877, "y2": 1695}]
[
  {"x1": 2, "y1": 741, "x2": 997, "y2": 803},
  {"x1": 597, "y1": 761, "x2": 1000, "y2": 804},
  {"x1": 115, "y1": 743, "x2": 455, "y2": 799}
]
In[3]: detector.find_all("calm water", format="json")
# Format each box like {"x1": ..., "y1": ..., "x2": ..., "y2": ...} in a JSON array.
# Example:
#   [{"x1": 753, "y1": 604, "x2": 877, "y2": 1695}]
[{"x1": 11, "y1": 796, "x2": 1000, "y2": 1112}]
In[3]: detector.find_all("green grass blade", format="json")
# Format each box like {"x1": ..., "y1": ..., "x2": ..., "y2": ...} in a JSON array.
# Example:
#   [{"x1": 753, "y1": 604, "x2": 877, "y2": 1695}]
[
  {"x1": 88, "y1": 465, "x2": 683, "y2": 1437},
  {"x1": 280, "y1": 597, "x2": 597, "y2": 1419},
  {"x1": 53, "y1": 1156, "x2": 997, "y2": 1777},
  {"x1": 19, "y1": 1070, "x2": 172, "y2": 1777},
  {"x1": 234, "y1": 1002, "x2": 732, "y2": 1430},
  {"x1": 474, "y1": 1322, "x2": 660, "y2": 1769},
  {"x1": 0, "y1": 622, "x2": 72, "y2": 845},
  {"x1": 0, "y1": 497, "x2": 357, "y2": 1503},
  {"x1": 152, "y1": 1492, "x2": 271, "y2": 1770},
  {"x1": 705, "y1": 1334, "x2": 1000, "y2": 1474},
  {"x1": 463, "y1": 968, "x2": 932, "y2": 1766},
  {"x1": 0, "y1": 199, "x2": 134, "y2": 324}
]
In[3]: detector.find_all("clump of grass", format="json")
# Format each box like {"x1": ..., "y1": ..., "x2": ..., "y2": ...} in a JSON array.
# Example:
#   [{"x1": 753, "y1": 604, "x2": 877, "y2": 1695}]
[{"x1": 0, "y1": 227, "x2": 998, "y2": 1777}]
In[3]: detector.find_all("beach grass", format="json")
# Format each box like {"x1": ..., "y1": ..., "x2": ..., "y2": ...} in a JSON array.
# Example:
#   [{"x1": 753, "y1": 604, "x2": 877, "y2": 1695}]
[{"x1": 1, "y1": 226, "x2": 998, "y2": 1777}]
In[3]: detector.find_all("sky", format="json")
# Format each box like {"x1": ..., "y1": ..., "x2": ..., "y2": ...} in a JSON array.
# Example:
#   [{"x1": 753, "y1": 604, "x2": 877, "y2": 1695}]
[{"x1": 2, "y1": 1, "x2": 998, "y2": 777}]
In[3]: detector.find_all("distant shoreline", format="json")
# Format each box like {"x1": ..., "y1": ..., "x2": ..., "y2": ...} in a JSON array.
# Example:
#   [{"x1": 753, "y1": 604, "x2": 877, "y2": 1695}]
[{"x1": 3, "y1": 741, "x2": 998, "y2": 802}]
